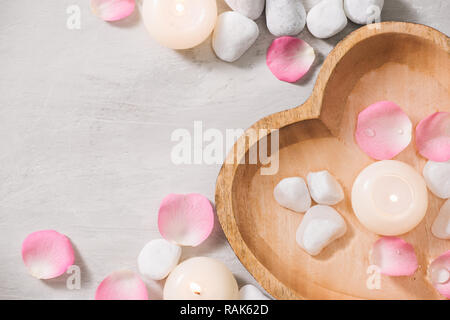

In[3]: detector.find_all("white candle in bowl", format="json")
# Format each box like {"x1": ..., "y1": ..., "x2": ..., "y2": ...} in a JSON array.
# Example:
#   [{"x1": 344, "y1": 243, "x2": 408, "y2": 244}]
[
  {"x1": 352, "y1": 160, "x2": 428, "y2": 235},
  {"x1": 163, "y1": 257, "x2": 239, "y2": 300},
  {"x1": 142, "y1": 0, "x2": 217, "y2": 50}
]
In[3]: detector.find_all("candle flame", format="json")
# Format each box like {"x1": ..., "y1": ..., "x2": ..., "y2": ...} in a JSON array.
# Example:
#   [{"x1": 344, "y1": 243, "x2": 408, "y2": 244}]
[
  {"x1": 190, "y1": 282, "x2": 202, "y2": 296},
  {"x1": 175, "y1": 2, "x2": 185, "y2": 14},
  {"x1": 389, "y1": 194, "x2": 399, "y2": 203}
]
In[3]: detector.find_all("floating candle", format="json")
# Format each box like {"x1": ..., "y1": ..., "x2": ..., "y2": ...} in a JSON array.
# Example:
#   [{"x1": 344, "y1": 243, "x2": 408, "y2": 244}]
[
  {"x1": 95, "y1": 270, "x2": 148, "y2": 300},
  {"x1": 163, "y1": 257, "x2": 239, "y2": 300},
  {"x1": 142, "y1": 0, "x2": 217, "y2": 50},
  {"x1": 352, "y1": 160, "x2": 428, "y2": 235}
]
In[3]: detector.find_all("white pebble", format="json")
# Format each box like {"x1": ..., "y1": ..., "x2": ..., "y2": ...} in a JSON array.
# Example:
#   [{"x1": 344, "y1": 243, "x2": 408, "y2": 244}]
[
  {"x1": 212, "y1": 12, "x2": 259, "y2": 63},
  {"x1": 225, "y1": 0, "x2": 265, "y2": 20},
  {"x1": 307, "y1": 170, "x2": 344, "y2": 205},
  {"x1": 296, "y1": 205, "x2": 347, "y2": 256},
  {"x1": 432, "y1": 199, "x2": 450, "y2": 240},
  {"x1": 306, "y1": 0, "x2": 348, "y2": 39},
  {"x1": 239, "y1": 284, "x2": 271, "y2": 300},
  {"x1": 423, "y1": 160, "x2": 450, "y2": 199},
  {"x1": 344, "y1": 0, "x2": 384, "y2": 25},
  {"x1": 266, "y1": 0, "x2": 306, "y2": 36},
  {"x1": 274, "y1": 177, "x2": 311, "y2": 213},
  {"x1": 137, "y1": 239, "x2": 182, "y2": 280},
  {"x1": 431, "y1": 268, "x2": 450, "y2": 284}
]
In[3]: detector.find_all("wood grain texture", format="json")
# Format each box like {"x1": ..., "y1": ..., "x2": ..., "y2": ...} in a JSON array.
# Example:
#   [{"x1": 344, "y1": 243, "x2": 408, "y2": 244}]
[{"x1": 216, "y1": 22, "x2": 450, "y2": 300}]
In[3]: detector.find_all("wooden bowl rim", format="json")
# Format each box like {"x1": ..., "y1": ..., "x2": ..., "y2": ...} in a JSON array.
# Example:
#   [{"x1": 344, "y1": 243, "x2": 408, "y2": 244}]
[{"x1": 215, "y1": 22, "x2": 449, "y2": 300}]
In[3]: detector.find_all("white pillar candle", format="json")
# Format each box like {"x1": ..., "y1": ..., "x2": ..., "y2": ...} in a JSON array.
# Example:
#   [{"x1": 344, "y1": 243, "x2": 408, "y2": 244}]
[
  {"x1": 142, "y1": 0, "x2": 217, "y2": 50},
  {"x1": 352, "y1": 160, "x2": 428, "y2": 235},
  {"x1": 163, "y1": 257, "x2": 239, "y2": 300}
]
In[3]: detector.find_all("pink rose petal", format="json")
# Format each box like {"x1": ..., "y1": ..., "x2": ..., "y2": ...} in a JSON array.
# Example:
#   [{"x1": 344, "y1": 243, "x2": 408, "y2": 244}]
[
  {"x1": 266, "y1": 36, "x2": 315, "y2": 83},
  {"x1": 95, "y1": 270, "x2": 148, "y2": 300},
  {"x1": 370, "y1": 237, "x2": 418, "y2": 277},
  {"x1": 158, "y1": 193, "x2": 214, "y2": 247},
  {"x1": 90, "y1": 0, "x2": 135, "y2": 22},
  {"x1": 22, "y1": 230, "x2": 75, "y2": 279},
  {"x1": 355, "y1": 101, "x2": 412, "y2": 160},
  {"x1": 415, "y1": 112, "x2": 450, "y2": 162},
  {"x1": 428, "y1": 251, "x2": 450, "y2": 299}
]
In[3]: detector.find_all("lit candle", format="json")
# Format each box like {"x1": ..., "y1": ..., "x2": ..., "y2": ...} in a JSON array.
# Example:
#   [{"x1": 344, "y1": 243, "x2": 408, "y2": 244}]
[
  {"x1": 352, "y1": 160, "x2": 428, "y2": 235},
  {"x1": 142, "y1": 0, "x2": 217, "y2": 50},
  {"x1": 163, "y1": 257, "x2": 239, "y2": 300}
]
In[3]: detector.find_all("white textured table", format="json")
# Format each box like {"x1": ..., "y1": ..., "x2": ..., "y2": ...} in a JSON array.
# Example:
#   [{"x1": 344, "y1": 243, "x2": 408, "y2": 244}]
[{"x1": 0, "y1": 0, "x2": 448, "y2": 299}]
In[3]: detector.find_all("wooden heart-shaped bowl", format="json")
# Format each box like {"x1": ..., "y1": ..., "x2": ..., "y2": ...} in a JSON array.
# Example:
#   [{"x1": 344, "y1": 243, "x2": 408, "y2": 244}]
[{"x1": 215, "y1": 22, "x2": 449, "y2": 300}]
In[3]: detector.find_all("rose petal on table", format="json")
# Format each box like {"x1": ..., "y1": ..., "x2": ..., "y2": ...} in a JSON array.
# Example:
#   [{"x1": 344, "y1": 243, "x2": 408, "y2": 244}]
[
  {"x1": 95, "y1": 270, "x2": 148, "y2": 300},
  {"x1": 22, "y1": 230, "x2": 75, "y2": 280},
  {"x1": 137, "y1": 238, "x2": 182, "y2": 280},
  {"x1": 428, "y1": 251, "x2": 450, "y2": 299},
  {"x1": 370, "y1": 237, "x2": 418, "y2": 276},
  {"x1": 267, "y1": 36, "x2": 315, "y2": 83},
  {"x1": 90, "y1": 0, "x2": 135, "y2": 22},
  {"x1": 158, "y1": 193, "x2": 214, "y2": 247},
  {"x1": 415, "y1": 112, "x2": 450, "y2": 162},
  {"x1": 355, "y1": 101, "x2": 412, "y2": 160}
]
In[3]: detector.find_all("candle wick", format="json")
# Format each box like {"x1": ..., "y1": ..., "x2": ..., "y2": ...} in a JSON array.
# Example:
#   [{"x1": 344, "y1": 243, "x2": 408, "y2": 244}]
[
  {"x1": 175, "y1": 3, "x2": 185, "y2": 13},
  {"x1": 190, "y1": 282, "x2": 202, "y2": 296},
  {"x1": 389, "y1": 194, "x2": 399, "y2": 203}
]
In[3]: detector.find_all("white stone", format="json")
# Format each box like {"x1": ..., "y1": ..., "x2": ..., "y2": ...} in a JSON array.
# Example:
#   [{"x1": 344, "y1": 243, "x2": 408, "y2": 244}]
[
  {"x1": 423, "y1": 160, "x2": 450, "y2": 199},
  {"x1": 266, "y1": 0, "x2": 306, "y2": 36},
  {"x1": 344, "y1": 0, "x2": 384, "y2": 25},
  {"x1": 212, "y1": 12, "x2": 259, "y2": 63},
  {"x1": 306, "y1": 0, "x2": 348, "y2": 39},
  {"x1": 137, "y1": 239, "x2": 182, "y2": 280},
  {"x1": 274, "y1": 177, "x2": 311, "y2": 213},
  {"x1": 307, "y1": 170, "x2": 344, "y2": 205},
  {"x1": 225, "y1": 0, "x2": 265, "y2": 20},
  {"x1": 239, "y1": 284, "x2": 271, "y2": 300},
  {"x1": 296, "y1": 205, "x2": 347, "y2": 256},
  {"x1": 431, "y1": 268, "x2": 450, "y2": 284},
  {"x1": 432, "y1": 199, "x2": 450, "y2": 240}
]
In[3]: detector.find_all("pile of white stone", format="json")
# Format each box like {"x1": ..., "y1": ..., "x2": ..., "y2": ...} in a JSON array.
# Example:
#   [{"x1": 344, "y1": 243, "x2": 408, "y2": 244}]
[
  {"x1": 274, "y1": 170, "x2": 347, "y2": 256},
  {"x1": 213, "y1": 0, "x2": 384, "y2": 62}
]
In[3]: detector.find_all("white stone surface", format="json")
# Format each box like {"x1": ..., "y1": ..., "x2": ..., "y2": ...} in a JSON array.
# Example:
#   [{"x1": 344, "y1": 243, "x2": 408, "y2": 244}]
[
  {"x1": 296, "y1": 205, "x2": 347, "y2": 256},
  {"x1": 266, "y1": 0, "x2": 306, "y2": 36},
  {"x1": 307, "y1": 170, "x2": 344, "y2": 205},
  {"x1": 213, "y1": 11, "x2": 259, "y2": 62},
  {"x1": 432, "y1": 200, "x2": 450, "y2": 240},
  {"x1": 225, "y1": 0, "x2": 265, "y2": 20},
  {"x1": 307, "y1": 0, "x2": 348, "y2": 39},
  {"x1": 137, "y1": 239, "x2": 181, "y2": 280},
  {"x1": 0, "y1": 0, "x2": 448, "y2": 299},
  {"x1": 274, "y1": 177, "x2": 311, "y2": 212},
  {"x1": 423, "y1": 160, "x2": 450, "y2": 199},
  {"x1": 344, "y1": 0, "x2": 384, "y2": 25},
  {"x1": 239, "y1": 284, "x2": 271, "y2": 300}
]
